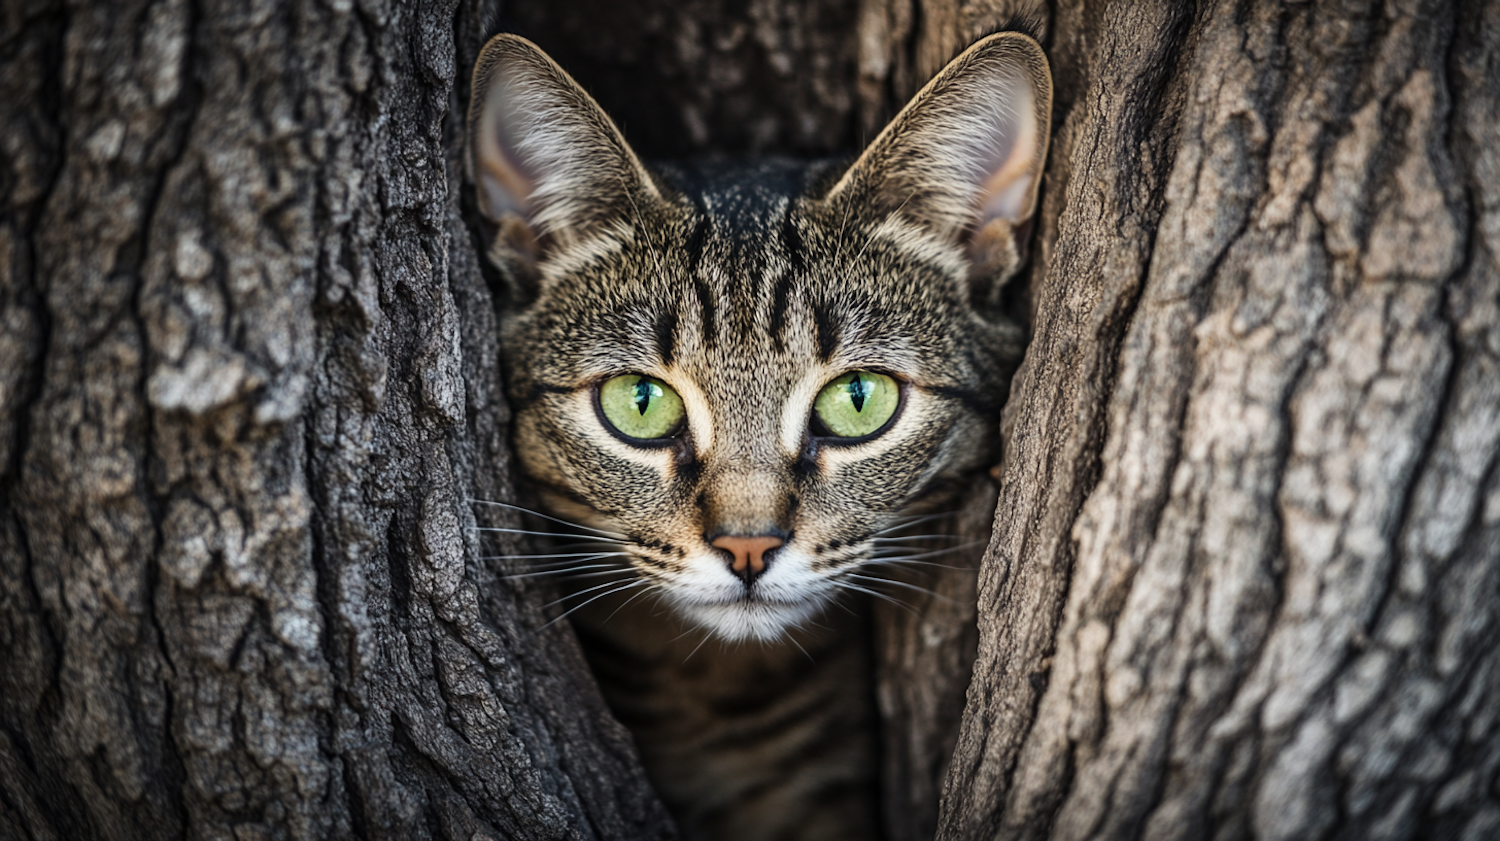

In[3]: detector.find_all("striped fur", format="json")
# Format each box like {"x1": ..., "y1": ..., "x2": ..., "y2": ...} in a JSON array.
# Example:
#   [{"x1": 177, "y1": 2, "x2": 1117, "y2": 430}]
[{"x1": 469, "y1": 33, "x2": 1050, "y2": 840}]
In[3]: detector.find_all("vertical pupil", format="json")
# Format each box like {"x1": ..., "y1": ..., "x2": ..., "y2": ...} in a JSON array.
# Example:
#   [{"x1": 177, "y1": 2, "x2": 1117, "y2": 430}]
[
  {"x1": 847, "y1": 374, "x2": 867, "y2": 412},
  {"x1": 633, "y1": 379, "x2": 653, "y2": 415}
]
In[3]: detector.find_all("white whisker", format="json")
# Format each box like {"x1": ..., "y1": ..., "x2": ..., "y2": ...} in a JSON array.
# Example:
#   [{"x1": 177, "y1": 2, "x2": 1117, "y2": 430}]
[
  {"x1": 546, "y1": 541, "x2": 637, "y2": 551},
  {"x1": 871, "y1": 513, "x2": 955, "y2": 536},
  {"x1": 600, "y1": 586, "x2": 657, "y2": 626},
  {"x1": 846, "y1": 573, "x2": 954, "y2": 605},
  {"x1": 846, "y1": 189, "x2": 917, "y2": 274},
  {"x1": 482, "y1": 551, "x2": 633, "y2": 561},
  {"x1": 503, "y1": 564, "x2": 630, "y2": 581},
  {"x1": 469, "y1": 499, "x2": 629, "y2": 539},
  {"x1": 786, "y1": 634, "x2": 814, "y2": 663},
  {"x1": 542, "y1": 579, "x2": 651, "y2": 628},
  {"x1": 866, "y1": 557, "x2": 970, "y2": 571},
  {"x1": 542, "y1": 576, "x2": 634, "y2": 608},
  {"x1": 498, "y1": 555, "x2": 619, "y2": 567},
  {"x1": 832, "y1": 192, "x2": 854, "y2": 267},
  {"x1": 682, "y1": 629, "x2": 715, "y2": 664},
  {"x1": 882, "y1": 511, "x2": 954, "y2": 524},
  {"x1": 829, "y1": 580, "x2": 919, "y2": 615},
  {"x1": 620, "y1": 172, "x2": 668, "y2": 280},
  {"x1": 471, "y1": 526, "x2": 626, "y2": 542},
  {"x1": 869, "y1": 545, "x2": 983, "y2": 562},
  {"x1": 826, "y1": 596, "x2": 859, "y2": 616}
]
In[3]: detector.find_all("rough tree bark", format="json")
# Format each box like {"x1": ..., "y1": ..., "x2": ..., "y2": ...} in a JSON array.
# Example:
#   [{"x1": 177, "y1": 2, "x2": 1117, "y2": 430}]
[
  {"x1": 0, "y1": 1, "x2": 676, "y2": 838},
  {"x1": 1, "y1": 2, "x2": 1495, "y2": 841},
  {"x1": 940, "y1": 2, "x2": 1500, "y2": 841}
]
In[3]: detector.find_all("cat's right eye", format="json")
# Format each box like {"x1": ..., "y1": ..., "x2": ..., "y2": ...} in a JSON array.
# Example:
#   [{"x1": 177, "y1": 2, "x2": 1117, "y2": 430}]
[
  {"x1": 598, "y1": 374, "x2": 686, "y2": 442},
  {"x1": 812, "y1": 371, "x2": 900, "y2": 439}
]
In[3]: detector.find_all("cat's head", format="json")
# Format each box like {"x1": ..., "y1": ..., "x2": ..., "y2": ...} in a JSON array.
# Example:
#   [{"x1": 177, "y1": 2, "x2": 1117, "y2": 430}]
[{"x1": 468, "y1": 33, "x2": 1050, "y2": 641}]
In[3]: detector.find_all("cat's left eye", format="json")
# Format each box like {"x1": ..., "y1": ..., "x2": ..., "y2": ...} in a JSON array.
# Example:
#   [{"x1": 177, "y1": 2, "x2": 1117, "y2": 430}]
[
  {"x1": 598, "y1": 374, "x2": 686, "y2": 441},
  {"x1": 813, "y1": 371, "x2": 900, "y2": 439}
]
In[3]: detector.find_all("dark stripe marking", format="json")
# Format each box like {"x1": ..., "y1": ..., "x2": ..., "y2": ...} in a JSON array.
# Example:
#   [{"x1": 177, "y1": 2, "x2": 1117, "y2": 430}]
[
  {"x1": 695, "y1": 278, "x2": 717, "y2": 344},
  {"x1": 654, "y1": 307, "x2": 679, "y2": 365},
  {"x1": 685, "y1": 217, "x2": 710, "y2": 276},
  {"x1": 635, "y1": 553, "x2": 675, "y2": 565},
  {"x1": 812, "y1": 303, "x2": 840, "y2": 360},
  {"x1": 674, "y1": 454, "x2": 702, "y2": 485},
  {"x1": 706, "y1": 655, "x2": 826, "y2": 718},
  {"x1": 780, "y1": 212, "x2": 806, "y2": 276},
  {"x1": 769, "y1": 214, "x2": 806, "y2": 349},
  {"x1": 926, "y1": 383, "x2": 1004, "y2": 416},
  {"x1": 521, "y1": 380, "x2": 576, "y2": 404},
  {"x1": 794, "y1": 439, "x2": 820, "y2": 478},
  {"x1": 768, "y1": 270, "x2": 793, "y2": 349}
]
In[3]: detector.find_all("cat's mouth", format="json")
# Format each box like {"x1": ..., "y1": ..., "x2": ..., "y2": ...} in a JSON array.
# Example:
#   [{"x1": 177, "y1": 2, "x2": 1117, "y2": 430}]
[
  {"x1": 674, "y1": 596, "x2": 828, "y2": 642},
  {"x1": 659, "y1": 565, "x2": 834, "y2": 641},
  {"x1": 699, "y1": 589, "x2": 813, "y2": 609},
  {"x1": 625, "y1": 542, "x2": 847, "y2": 641}
]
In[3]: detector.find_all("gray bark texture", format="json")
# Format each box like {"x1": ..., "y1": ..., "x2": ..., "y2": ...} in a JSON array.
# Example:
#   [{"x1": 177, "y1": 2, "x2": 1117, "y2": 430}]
[
  {"x1": 0, "y1": 0, "x2": 674, "y2": 838},
  {"x1": 1, "y1": 2, "x2": 1496, "y2": 841},
  {"x1": 939, "y1": 2, "x2": 1500, "y2": 841}
]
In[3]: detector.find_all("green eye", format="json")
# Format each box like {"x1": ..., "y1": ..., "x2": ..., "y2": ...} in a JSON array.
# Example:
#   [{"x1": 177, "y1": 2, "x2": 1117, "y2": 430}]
[
  {"x1": 599, "y1": 374, "x2": 686, "y2": 440},
  {"x1": 813, "y1": 371, "x2": 900, "y2": 439}
]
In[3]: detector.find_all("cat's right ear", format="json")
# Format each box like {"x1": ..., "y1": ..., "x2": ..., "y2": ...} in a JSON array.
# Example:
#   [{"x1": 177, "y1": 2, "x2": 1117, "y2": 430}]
[
  {"x1": 823, "y1": 32, "x2": 1052, "y2": 309},
  {"x1": 467, "y1": 34, "x2": 659, "y2": 292}
]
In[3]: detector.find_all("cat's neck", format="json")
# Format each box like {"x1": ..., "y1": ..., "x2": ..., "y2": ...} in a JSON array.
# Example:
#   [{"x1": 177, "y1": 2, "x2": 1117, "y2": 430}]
[{"x1": 571, "y1": 593, "x2": 880, "y2": 841}]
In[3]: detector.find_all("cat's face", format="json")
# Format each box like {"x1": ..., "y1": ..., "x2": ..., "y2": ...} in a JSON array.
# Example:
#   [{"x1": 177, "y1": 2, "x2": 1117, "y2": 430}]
[
  {"x1": 500, "y1": 162, "x2": 1020, "y2": 639},
  {"x1": 469, "y1": 34, "x2": 1050, "y2": 640}
]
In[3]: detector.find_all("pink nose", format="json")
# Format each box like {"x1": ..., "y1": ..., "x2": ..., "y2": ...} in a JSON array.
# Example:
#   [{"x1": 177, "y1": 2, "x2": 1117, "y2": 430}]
[{"x1": 711, "y1": 535, "x2": 784, "y2": 579}]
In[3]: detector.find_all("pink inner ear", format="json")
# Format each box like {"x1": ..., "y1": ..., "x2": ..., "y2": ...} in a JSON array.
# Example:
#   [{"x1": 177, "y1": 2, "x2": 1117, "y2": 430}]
[
  {"x1": 815, "y1": 32, "x2": 1050, "y2": 243},
  {"x1": 474, "y1": 75, "x2": 545, "y2": 223},
  {"x1": 477, "y1": 138, "x2": 535, "y2": 220},
  {"x1": 981, "y1": 174, "x2": 1035, "y2": 223},
  {"x1": 972, "y1": 81, "x2": 1040, "y2": 225}
]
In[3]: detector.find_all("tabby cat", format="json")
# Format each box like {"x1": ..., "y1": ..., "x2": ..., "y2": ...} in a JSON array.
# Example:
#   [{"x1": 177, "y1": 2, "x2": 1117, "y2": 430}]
[{"x1": 468, "y1": 31, "x2": 1051, "y2": 841}]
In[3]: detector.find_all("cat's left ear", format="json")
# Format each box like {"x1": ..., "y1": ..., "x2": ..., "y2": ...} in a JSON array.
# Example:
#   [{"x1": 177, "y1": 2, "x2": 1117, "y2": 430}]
[
  {"x1": 826, "y1": 32, "x2": 1052, "y2": 294},
  {"x1": 467, "y1": 34, "x2": 662, "y2": 292}
]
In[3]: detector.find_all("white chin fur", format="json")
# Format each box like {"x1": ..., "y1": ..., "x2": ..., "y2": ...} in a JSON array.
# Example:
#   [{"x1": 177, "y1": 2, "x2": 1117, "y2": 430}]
[
  {"x1": 655, "y1": 546, "x2": 834, "y2": 641},
  {"x1": 676, "y1": 598, "x2": 826, "y2": 642}
]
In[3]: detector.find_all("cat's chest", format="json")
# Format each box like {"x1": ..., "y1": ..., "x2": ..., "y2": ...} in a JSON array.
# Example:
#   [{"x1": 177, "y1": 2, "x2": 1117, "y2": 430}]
[{"x1": 571, "y1": 594, "x2": 880, "y2": 841}]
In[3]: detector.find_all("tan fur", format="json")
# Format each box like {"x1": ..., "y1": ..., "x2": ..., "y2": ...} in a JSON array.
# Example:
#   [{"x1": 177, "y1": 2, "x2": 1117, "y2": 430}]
[{"x1": 469, "y1": 31, "x2": 1051, "y2": 840}]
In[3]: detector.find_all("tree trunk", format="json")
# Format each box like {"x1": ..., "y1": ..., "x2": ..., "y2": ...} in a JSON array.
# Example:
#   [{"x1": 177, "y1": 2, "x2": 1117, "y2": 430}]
[
  {"x1": 939, "y1": 2, "x2": 1500, "y2": 840},
  {"x1": 2, "y1": 2, "x2": 1496, "y2": 841},
  {"x1": 0, "y1": 1, "x2": 674, "y2": 838}
]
